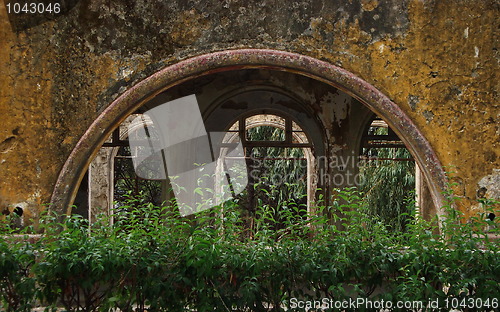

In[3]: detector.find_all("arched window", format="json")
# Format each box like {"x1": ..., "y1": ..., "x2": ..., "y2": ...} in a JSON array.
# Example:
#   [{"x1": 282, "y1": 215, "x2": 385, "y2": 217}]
[
  {"x1": 82, "y1": 114, "x2": 166, "y2": 223},
  {"x1": 358, "y1": 115, "x2": 436, "y2": 231},
  {"x1": 220, "y1": 112, "x2": 314, "y2": 232}
]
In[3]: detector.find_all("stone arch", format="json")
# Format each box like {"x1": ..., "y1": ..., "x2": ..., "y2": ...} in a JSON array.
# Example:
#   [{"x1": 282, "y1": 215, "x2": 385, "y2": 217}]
[{"x1": 51, "y1": 49, "x2": 447, "y2": 218}]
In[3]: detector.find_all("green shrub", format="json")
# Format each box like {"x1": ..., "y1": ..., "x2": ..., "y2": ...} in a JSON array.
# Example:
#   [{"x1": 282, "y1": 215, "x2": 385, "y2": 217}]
[
  {"x1": 0, "y1": 187, "x2": 499, "y2": 311},
  {"x1": 0, "y1": 226, "x2": 37, "y2": 311}
]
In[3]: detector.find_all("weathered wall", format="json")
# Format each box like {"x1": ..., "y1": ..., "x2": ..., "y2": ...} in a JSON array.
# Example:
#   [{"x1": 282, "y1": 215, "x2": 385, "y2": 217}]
[{"x1": 0, "y1": 0, "x2": 498, "y2": 221}]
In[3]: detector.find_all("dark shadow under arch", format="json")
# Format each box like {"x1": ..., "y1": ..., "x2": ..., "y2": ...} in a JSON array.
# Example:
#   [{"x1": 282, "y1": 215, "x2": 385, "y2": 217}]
[{"x1": 51, "y1": 49, "x2": 448, "y2": 218}]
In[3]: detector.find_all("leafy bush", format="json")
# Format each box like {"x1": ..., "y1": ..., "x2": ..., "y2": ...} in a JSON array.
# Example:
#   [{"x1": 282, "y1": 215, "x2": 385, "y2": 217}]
[
  {"x1": 0, "y1": 188, "x2": 499, "y2": 311},
  {"x1": 358, "y1": 126, "x2": 415, "y2": 233},
  {"x1": 0, "y1": 221, "x2": 37, "y2": 312}
]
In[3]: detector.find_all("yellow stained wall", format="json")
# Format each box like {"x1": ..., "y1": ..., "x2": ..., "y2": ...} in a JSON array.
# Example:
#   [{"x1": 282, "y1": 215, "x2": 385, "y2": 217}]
[{"x1": 0, "y1": 0, "x2": 498, "y2": 221}]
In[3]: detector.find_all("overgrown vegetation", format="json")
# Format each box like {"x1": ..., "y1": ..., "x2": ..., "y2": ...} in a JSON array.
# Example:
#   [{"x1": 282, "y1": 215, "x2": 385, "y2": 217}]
[
  {"x1": 359, "y1": 126, "x2": 416, "y2": 233},
  {"x1": 241, "y1": 125, "x2": 308, "y2": 212},
  {"x1": 1, "y1": 187, "x2": 499, "y2": 311}
]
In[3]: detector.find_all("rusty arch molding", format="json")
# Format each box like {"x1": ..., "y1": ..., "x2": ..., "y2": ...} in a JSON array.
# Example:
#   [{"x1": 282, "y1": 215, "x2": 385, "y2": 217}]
[{"x1": 51, "y1": 49, "x2": 448, "y2": 217}]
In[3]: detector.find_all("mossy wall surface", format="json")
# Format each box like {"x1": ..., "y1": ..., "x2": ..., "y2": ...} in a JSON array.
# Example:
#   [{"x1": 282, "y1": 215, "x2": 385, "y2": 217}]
[{"x1": 0, "y1": 0, "x2": 498, "y2": 220}]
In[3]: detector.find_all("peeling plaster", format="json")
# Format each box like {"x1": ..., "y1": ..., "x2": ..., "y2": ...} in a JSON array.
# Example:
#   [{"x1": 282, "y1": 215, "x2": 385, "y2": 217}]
[
  {"x1": 334, "y1": 92, "x2": 352, "y2": 126},
  {"x1": 478, "y1": 169, "x2": 500, "y2": 200}
]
